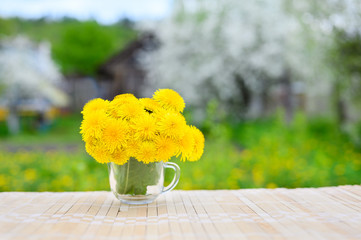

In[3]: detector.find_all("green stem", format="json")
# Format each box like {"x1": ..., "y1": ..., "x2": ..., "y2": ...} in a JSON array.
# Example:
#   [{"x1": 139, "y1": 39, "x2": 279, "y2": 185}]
[
  {"x1": 113, "y1": 158, "x2": 161, "y2": 196},
  {"x1": 123, "y1": 158, "x2": 130, "y2": 194}
]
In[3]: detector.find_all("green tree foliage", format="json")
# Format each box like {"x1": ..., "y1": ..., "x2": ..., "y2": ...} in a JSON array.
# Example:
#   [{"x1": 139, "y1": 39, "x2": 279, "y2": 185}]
[
  {"x1": 52, "y1": 21, "x2": 114, "y2": 75},
  {"x1": 0, "y1": 17, "x2": 137, "y2": 76},
  {"x1": 331, "y1": 31, "x2": 361, "y2": 85}
]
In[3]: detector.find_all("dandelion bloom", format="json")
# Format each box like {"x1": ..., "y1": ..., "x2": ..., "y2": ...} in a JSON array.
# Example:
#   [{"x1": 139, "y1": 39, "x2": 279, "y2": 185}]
[
  {"x1": 90, "y1": 144, "x2": 110, "y2": 164},
  {"x1": 135, "y1": 141, "x2": 158, "y2": 164},
  {"x1": 178, "y1": 125, "x2": 196, "y2": 161},
  {"x1": 153, "y1": 89, "x2": 185, "y2": 112},
  {"x1": 81, "y1": 98, "x2": 109, "y2": 116},
  {"x1": 133, "y1": 114, "x2": 158, "y2": 140},
  {"x1": 108, "y1": 94, "x2": 139, "y2": 118},
  {"x1": 80, "y1": 89, "x2": 204, "y2": 165},
  {"x1": 117, "y1": 100, "x2": 144, "y2": 120},
  {"x1": 80, "y1": 110, "x2": 107, "y2": 139},
  {"x1": 188, "y1": 126, "x2": 205, "y2": 161},
  {"x1": 114, "y1": 93, "x2": 137, "y2": 101},
  {"x1": 139, "y1": 98, "x2": 161, "y2": 113},
  {"x1": 155, "y1": 135, "x2": 177, "y2": 161},
  {"x1": 101, "y1": 118, "x2": 129, "y2": 153},
  {"x1": 110, "y1": 148, "x2": 129, "y2": 165},
  {"x1": 158, "y1": 112, "x2": 187, "y2": 139}
]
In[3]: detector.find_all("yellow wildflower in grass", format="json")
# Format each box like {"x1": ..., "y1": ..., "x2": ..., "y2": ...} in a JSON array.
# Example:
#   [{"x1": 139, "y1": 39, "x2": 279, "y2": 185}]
[
  {"x1": 177, "y1": 126, "x2": 195, "y2": 161},
  {"x1": 0, "y1": 175, "x2": 7, "y2": 188},
  {"x1": 133, "y1": 114, "x2": 158, "y2": 140},
  {"x1": 155, "y1": 135, "x2": 177, "y2": 161},
  {"x1": 81, "y1": 98, "x2": 109, "y2": 116},
  {"x1": 80, "y1": 89, "x2": 204, "y2": 165},
  {"x1": 153, "y1": 89, "x2": 185, "y2": 112},
  {"x1": 24, "y1": 169, "x2": 36, "y2": 181},
  {"x1": 0, "y1": 107, "x2": 9, "y2": 121},
  {"x1": 101, "y1": 118, "x2": 129, "y2": 153},
  {"x1": 158, "y1": 112, "x2": 187, "y2": 140},
  {"x1": 135, "y1": 141, "x2": 158, "y2": 164}
]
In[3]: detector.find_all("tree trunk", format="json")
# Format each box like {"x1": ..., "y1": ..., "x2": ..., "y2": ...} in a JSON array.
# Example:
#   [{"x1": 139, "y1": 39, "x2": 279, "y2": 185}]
[
  {"x1": 260, "y1": 81, "x2": 269, "y2": 117},
  {"x1": 280, "y1": 69, "x2": 293, "y2": 124},
  {"x1": 7, "y1": 105, "x2": 20, "y2": 134},
  {"x1": 333, "y1": 81, "x2": 347, "y2": 128}
]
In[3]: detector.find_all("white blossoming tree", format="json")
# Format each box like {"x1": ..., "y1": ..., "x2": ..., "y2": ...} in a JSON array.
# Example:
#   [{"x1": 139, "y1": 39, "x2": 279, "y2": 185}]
[
  {"x1": 0, "y1": 36, "x2": 69, "y2": 134},
  {"x1": 140, "y1": 0, "x2": 361, "y2": 123}
]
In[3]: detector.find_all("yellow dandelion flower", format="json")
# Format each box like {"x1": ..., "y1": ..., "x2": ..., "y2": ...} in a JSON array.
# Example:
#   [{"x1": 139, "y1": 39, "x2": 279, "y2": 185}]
[
  {"x1": 133, "y1": 114, "x2": 158, "y2": 140},
  {"x1": 101, "y1": 118, "x2": 129, "y2": 153},
  {"x1": 126, "y1": 138, "x2": 140, "y2": 157},
  {"x1": 110, "y1": 147, "x2": 129, "y2": 165},
  {"x1": 178, "y1": 125, "x2": 195, "y2": 161},
  {"x1": 109, "y1": 100, "x2": 144, "y2": 121},
  {"x1": 188, "y1": 126, "x2": 205, "y2": 161},
  {"x1": 81, "y1": 98, "x2": 109, "y2": 116},
  {"x1": 108, "y1": 94, "x2": 142, "y2": 119},
  {"x1": 135, "y1": 141, "x2": 158, "y2": 164},
  {"x1": 158, "y1": 112, "x2": 187, "y2": 139},
  {"x1": 139, "y1": 98, "x2": 162, "y2": 114},
  {"x1": 155, "y1": 135, "x2": 177, "y2": 161},
  {"x1": 120, "y1": 101, "x2": 145, "y2": 120},
  {"x1": 82, "y1": 133, "x2": 97, "y2": 147},
  {"x1": 113, "y1": 93, "x2": 137, "y2": 102},
  {"x1": 88, "y1": 143, "x2": 110, "y2": 164},
  {"x1": 152, "y1": 107, "x2": 169, "y2": 123},
  {"x1": 153, "y1": 89, "x2": 185, "y2": 112},
  {"x1": 85, "y1": 141, "x2": 96, "y2": 156},
  {"x1": 80, "y1": 110, "x2": 107, "y2": 139},
  {"x1": 127, "y1": 125, "x2": 137, "y2": 140},
  {"x1": 80, "y1": 90, "x2": 200, "y2": 164}
]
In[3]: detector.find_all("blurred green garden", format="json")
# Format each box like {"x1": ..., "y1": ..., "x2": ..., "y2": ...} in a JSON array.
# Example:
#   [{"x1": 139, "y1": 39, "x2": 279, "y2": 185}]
[
  {"x1": 0, "y1": 0, "x2": 361, "y2": 192},
  {"x1": 0, "y1": 110, "x2": 360, "y2": 191}
]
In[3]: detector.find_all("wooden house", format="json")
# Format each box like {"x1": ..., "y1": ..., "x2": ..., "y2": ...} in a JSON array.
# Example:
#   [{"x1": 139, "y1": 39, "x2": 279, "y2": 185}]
[{"x1": 97, "y1": 33, "x2": 158, "y2": 100}]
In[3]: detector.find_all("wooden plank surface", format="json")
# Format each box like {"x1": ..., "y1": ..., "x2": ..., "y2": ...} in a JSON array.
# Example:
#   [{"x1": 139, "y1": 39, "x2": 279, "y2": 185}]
[{"x1": 0, "y1": 186, "x2": 360, "y2": 240}]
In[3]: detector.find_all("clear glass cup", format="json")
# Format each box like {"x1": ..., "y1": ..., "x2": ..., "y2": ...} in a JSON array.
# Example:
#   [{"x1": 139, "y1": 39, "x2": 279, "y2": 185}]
[{"x1": 108, "y1": 158, "x2": 180, "y2": 205}]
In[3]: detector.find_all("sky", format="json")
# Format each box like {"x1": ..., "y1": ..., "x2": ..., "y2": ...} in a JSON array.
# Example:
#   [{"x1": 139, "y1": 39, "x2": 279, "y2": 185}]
[{"x1": 0, "y1": 0, "x2": 172, "y2": 24}]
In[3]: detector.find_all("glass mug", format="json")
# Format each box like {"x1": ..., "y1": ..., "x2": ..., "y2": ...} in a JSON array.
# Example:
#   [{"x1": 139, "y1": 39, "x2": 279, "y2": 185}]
[{"x1": 108, "y1": 158, "x2": 180, "y2": 205}]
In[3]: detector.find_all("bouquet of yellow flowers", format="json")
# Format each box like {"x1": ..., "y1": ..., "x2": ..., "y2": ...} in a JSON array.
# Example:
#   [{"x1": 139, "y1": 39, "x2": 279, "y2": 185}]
[{"x1": 80, "y1": 89, "x2": 204, "y2": 165}]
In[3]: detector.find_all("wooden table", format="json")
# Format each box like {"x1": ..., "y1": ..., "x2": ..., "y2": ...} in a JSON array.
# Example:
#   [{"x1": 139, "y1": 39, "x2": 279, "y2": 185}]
[{"x1": 0, "y1": 185, "x2": 360, "y2": 240}]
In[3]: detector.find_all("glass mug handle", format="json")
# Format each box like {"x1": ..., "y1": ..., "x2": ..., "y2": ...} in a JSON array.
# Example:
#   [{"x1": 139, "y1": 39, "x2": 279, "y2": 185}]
[{"x1": 162, "y1": 162, "x2": 181, "y2": 193}]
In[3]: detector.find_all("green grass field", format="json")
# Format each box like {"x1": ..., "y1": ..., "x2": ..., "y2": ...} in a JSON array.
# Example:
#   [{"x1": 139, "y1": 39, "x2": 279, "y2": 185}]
[{"x1": 0, "y1": 113, "x2": 360, "y2": 191}]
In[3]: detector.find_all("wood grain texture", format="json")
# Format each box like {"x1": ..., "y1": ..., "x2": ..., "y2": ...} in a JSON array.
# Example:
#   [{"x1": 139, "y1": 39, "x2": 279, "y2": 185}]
[{"x1": 0, "y1": 186, "x2": 360, "y2": 240}]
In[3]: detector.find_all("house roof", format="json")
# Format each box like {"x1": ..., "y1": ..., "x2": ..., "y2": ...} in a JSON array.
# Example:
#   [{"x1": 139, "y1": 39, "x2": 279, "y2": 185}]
[{"x1": 97, "y1": 32, "x2": 158, "y2": 79}]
